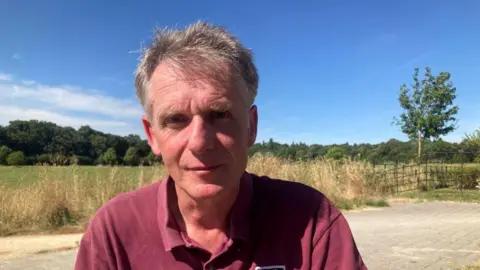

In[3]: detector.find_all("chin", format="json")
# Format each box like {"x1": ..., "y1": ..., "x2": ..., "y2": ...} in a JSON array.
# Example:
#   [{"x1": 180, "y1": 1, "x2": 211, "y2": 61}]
[
  {"x1": 190, "y1": 183, "x2": 226, "y2": 199},
  {"x1": 185, "y1": 173, "x2": 236, "y2": 199}
]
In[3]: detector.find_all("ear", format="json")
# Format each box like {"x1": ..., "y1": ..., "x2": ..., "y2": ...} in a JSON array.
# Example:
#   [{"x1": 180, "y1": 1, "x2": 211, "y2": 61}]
[
  {"x1": 142, "y1": 115, "x2": 162, "y2": 156},
  {"x1": 247, "y1": 105, "x2": 258, "y2": 147}
]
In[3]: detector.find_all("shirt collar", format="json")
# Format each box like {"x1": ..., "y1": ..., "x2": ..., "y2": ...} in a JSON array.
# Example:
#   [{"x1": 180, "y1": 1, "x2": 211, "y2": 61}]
[{"x1": 157, "y1": 172, "x2": 253, "y2": 251}]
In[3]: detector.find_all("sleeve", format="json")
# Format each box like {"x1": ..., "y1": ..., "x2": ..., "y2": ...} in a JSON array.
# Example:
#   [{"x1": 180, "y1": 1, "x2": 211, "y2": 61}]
[{"x1": 312, "y1": 213, "x2": 368, "y2": 270}]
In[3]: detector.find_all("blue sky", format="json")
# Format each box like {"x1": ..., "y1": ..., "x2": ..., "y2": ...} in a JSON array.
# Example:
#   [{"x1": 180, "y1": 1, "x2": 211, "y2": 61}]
[{"x1": 1, "y1": 0, "x2": 479, "y2": 145}]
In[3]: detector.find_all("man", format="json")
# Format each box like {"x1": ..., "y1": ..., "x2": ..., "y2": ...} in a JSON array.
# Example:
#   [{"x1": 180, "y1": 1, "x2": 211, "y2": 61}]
[{"x1": 75, "y1": 21, "x2": 367, "y2": 270}]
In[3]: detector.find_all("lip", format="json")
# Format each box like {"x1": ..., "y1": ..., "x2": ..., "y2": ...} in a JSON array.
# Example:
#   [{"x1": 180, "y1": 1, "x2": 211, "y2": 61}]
[{"x1": 186, "y1": 164, "x2": 222, "y2": 171}]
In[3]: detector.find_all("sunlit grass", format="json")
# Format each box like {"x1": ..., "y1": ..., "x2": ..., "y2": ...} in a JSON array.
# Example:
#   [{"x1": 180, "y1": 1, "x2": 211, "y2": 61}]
[
  {"x1": 1, "y1": 155, "x2": 474, "y2": 236},
  {"x1": 399, "y1": 188, "x2": 480, "y2": 203}
]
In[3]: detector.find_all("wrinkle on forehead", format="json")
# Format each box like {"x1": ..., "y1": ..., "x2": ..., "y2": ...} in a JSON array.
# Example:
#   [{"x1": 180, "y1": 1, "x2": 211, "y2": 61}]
[{"x1": 149, "y1": 62, "x2": 249, "y2": 113}]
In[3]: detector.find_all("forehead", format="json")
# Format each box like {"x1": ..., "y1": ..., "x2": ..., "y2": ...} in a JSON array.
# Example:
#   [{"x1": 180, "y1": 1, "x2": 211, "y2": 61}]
[{"x1": 148, "y1": 63, "x2": 247, "y2": 110}]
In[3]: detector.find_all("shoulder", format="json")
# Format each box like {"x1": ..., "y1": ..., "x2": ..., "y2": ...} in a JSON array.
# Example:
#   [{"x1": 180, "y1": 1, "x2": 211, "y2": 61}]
[
  {"x1": 249, "y1": 173, "x2": 341, "y2": 227},
  {"x1": 75, "y1": 181, "x2": 161, "y2": 269},
  {"x1": 98, "y1": 180, "x2": 160, "y2": 218},
  {"x1": 82, "y1": 181, "x2": 161, "y2": 238}
]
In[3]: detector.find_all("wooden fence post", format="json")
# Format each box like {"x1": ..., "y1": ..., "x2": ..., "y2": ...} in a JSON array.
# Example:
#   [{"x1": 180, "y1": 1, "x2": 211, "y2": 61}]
[
  {"x1": 395, "y1": 160, "x2": 398, "y2": 194},
  {"x1": 415, "y1": 169, "x2": 419, "y2": 189},
  {"x1": 425, "y1": 154, "x2": 428, "y2": 190}
]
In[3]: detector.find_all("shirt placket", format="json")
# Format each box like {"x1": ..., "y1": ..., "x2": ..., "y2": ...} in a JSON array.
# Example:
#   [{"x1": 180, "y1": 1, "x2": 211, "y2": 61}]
[{"x1": 203, "y1": 238, "x2": 236, "y2": 270}]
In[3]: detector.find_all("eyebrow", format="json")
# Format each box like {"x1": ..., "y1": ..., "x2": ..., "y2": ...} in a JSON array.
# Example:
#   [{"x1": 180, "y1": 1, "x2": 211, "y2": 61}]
[{"x1": 156, "y1": 100, "x2": 234, "y2": 120}]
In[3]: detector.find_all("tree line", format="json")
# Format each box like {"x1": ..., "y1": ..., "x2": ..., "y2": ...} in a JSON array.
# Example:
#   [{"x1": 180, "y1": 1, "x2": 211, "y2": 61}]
[
  {"x1": 249, "y1": 135, "x2": 479, "y2": 164},
  {"x1": 0, "y1": 119, "x2": 479, "y2": 166},
  {"x1": 0, "y1": 120, "x2": 159, "y2": 166}
]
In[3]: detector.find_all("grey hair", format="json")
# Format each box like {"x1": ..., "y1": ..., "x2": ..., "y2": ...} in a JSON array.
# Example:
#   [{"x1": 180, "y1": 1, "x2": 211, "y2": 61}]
[{"x1": 134, "y1": 21, "x2": 259, "y2": 117}]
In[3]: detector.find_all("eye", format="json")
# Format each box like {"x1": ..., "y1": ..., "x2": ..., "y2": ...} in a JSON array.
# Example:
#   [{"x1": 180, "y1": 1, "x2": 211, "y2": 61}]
[
  {"x1": 164, "y1": 114, "x2": 189, "y2": 127},
  {"x1": 212, "y1": 111, "x2": 230, "y2": 120}
]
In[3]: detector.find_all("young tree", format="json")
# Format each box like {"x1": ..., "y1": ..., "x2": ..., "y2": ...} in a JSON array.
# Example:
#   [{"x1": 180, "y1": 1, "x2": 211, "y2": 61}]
[
  {"x1": 393, "y1": 67, "x2": 459, "y2": 158},
  {"x1": 463, "y1": 128, "x2": 480, "y2": 162},
  {"x1": 124, "y1": 147, "x2": 140, "y2": 166},
  {"x1": 146, "y1": 151, "x2": 162, "y2": 166},
  {"x1": 325, "y1": 146, "x2": 347, "y2": 160},
  {"x1": 99, "y1": 148, "x2": 118, "y2": 166},
  {"x1": 464, "y1": 128, "x2": 480, "y2": 142}
]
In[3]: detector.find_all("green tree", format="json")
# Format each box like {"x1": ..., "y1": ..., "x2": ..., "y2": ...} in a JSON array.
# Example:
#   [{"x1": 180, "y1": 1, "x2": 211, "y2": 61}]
[
  {"x1": 325, "y1": 146, "x2": 347, "y2": 160},
  {"x1": 463, "y1": 128, "x2": 480, "y2": 162},
  {"x1": 146, "y1": 151, "x2": 162, "y2": 165},
  {"x1": 91, "y1": 134, "x2": 108, "y2": 159},
  {"x1": 0, "y1": 145, "x2": 12, "y2": 165},
  {"x1": 99, "y1": 148, "x2": 118, "y2": 165},
  {"x1": 7, "y1": 151, "x2": 26, "y2": 166},
  {"x1": 393, "y1": 67, "x2": 459, "y2": 158},
  {"x1": 37, "y1": 154, "x2": 52, "y2": 165},
  {"x1": 0, "y1": 126, "x2": 6, "y2": 146},
  {"x1": 464, "y1": 128, "x2": 480, "y2": 142},
  {"x1": 5, "y1": 120, "x2": 56, "y2": 156},
  {"x1": 124, "y1": 147, "x2": 140, "y2": 166}
]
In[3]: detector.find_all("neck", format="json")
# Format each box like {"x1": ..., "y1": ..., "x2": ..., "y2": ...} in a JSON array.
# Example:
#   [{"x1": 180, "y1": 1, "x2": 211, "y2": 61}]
[{"x1": 169, "y1": 183, "x2": 240, "y2": 234}]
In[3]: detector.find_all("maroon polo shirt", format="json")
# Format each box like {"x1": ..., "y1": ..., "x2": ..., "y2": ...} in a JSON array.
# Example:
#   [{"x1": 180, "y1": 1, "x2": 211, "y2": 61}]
[{"x1": 75, "y1": 172, "x2": 367, "y2": 270}]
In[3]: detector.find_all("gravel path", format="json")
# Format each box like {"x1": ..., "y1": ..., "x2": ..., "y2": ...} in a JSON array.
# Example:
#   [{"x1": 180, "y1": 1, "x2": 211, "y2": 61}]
[{"x1": 1, "y1": 201, "x2": 479, "y2": 269}]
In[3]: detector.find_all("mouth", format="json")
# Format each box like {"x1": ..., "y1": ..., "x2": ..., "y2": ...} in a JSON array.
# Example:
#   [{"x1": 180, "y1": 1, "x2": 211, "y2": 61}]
[{"x1": 186, "y1": 164, "x2": 222, "y2": 172}]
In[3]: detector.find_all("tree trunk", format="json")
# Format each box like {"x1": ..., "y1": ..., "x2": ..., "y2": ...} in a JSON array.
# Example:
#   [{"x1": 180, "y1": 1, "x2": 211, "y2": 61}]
[{"x1": 417, "y1": 130, "x2": 422, "y2": 159}]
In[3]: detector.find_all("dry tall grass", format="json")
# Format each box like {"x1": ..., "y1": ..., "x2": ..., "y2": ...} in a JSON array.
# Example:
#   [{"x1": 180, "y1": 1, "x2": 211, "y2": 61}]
[{"x1": 0, "y1": 155, "x2": 383, "y2": 236}]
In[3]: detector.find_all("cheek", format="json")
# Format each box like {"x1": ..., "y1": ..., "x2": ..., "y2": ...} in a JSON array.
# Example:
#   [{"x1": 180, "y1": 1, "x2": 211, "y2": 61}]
[
  {"x1": 156, "y1": 131, "x2": 188, "y2": 161},
  {"x1": 216, "y1": 133, "x2": 236, "y2": 150},
  {"x1": 217, "y1": 123, "x2": 248, "y2": 150}
]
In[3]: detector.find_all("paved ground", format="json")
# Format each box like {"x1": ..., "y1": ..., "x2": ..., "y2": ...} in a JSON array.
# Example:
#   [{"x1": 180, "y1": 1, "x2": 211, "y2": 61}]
[
  {"x1": 348, "y1": 201, "x2": 480, "y2": 270},
  {"x1": 0, "y1": 234, "x2": 82, "y2": 261},
  {"x1": 1, "y1": 201, "x2": 479, "y2": 269}
]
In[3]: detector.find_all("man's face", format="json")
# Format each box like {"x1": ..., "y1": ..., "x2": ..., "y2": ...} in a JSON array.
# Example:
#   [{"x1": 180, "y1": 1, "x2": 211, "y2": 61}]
[{"x1": 142, "y1": 63, "x2": 257, "y2": 200}]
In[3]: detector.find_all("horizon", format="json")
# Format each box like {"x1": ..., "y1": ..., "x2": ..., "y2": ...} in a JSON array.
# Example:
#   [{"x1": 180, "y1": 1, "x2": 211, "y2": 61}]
[
  {"x1": 1, "y1": 1, "x2": 479, "y2": 145},
  {"x1": 0, "y1": 118, "x2": 468, "y2": 147}
]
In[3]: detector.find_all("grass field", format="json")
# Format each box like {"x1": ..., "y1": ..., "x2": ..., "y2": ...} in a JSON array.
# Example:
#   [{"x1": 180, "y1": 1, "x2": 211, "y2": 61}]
[
  {"x1": 399, "y1": 188, "x2": 480, "y2": 203},
  {"x1": 0, "y1": 155, "x2": 390, "y2": 236},
  {"x1": 0, "y1": 155, "x2": 478, "y2": 236}
]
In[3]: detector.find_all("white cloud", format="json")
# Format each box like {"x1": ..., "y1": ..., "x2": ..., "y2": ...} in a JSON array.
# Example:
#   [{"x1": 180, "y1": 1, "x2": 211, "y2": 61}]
[
  {"x1": 0, "y1": 73, "x2": 12, "y2": 81},
  {"x1": 0, "y1": 73, "x2": 146, "y2": 137},
  {"x1": 0, "y1": 82, "x2": 143, "y2": 119},
  {"x1": 21, "y1": 80, "x2": 36, "y2": 85},
  {"x1": 0, "y1": 105, "x2": 128, "y2": 129}
]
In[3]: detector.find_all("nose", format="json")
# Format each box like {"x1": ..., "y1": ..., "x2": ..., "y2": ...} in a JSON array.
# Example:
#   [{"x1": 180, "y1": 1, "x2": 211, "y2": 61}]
[{"x1": 186, "y1": 116, "x2": 215, "y2": 154}]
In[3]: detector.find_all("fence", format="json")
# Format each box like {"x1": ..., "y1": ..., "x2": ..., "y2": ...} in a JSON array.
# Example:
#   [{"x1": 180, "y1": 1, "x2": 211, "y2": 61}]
[{"x1": 371, "y1": 152, "x2": 480, "y2": 194}]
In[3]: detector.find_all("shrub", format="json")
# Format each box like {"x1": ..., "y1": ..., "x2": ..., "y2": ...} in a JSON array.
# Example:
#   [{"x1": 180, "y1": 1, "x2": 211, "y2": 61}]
[
  {"x1": 37, "y1": 154, "x2": 52, "y2": 165},
  {"x1": 0, "y1": 146, "x2": 12, "y2": 165},
  {"x1": 70, "y1": 155, "x2": 93, "y2": 165},
  {"x1": 25, "y1": 156, "x2": 37, "y2": 165},
  {"x1": 7, "y1": 151, "x2": 26, "y2": 166},
  {"x1": 446, "y1": 167, "x2": 480, "y2": 189},
  {"x1": 50, "y1": 154, "x2": 70, "y2": 165}
]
